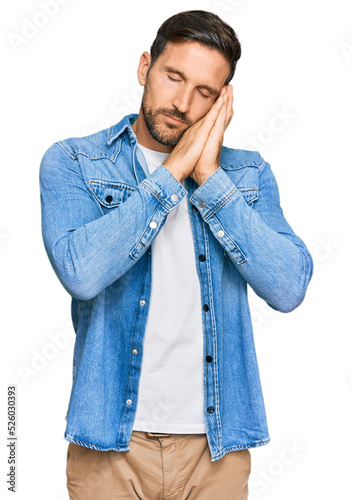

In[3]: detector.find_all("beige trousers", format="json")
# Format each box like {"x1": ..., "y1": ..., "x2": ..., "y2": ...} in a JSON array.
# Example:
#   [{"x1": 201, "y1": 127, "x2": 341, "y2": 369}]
[{"x1": 66, "y1": 430, "x2": 251, "y2": 499}]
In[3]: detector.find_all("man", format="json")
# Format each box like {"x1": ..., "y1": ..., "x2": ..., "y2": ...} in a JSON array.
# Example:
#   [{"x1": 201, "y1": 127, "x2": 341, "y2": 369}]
[{"x1": 39, "y1": 10, "x2": 313, "y2": 500}]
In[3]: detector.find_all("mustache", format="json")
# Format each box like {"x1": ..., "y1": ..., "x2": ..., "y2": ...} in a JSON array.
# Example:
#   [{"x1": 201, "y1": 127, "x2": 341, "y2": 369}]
[{"x1": 158, "y1": 108, "x2": 191, "y2": 126}]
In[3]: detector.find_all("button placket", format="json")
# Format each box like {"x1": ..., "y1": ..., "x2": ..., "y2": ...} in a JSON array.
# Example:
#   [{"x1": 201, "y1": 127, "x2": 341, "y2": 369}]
[
  {"x1": 187, "y1": 193, "x2": 218, "y2": 444},
  {"x1": 193, "y1": 223, "x2": 217, "y2": 429}
]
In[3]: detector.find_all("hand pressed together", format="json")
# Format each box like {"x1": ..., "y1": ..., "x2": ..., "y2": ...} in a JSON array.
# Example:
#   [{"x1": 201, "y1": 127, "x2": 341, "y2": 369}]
[{"x1": 162, "y1": 84, "x2": 234, "y2": 186}]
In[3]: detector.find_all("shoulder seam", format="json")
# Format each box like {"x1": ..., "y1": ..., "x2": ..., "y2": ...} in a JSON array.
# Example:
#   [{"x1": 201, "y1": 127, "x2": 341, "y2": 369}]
[
  {"x1": 258, "y1": 157, "x2": 266, "y2": 173},
  {"x1": 53, "y1": 141, "x2": 87, "y2": 186},
  {"x1": 55, "y1": 141, "x2": 77, "y2": 161}
]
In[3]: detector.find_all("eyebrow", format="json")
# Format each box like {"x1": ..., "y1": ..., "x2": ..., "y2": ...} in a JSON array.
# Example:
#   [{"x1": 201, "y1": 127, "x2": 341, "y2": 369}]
[{"x1": 163, "y1": 66, "x2": 220, "y2": 97}]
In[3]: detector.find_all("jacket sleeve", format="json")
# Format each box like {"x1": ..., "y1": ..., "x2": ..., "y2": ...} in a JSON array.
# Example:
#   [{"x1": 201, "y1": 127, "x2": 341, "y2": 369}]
[
  {"x1": 39, "y1": 142, "x2": 187, "y2": 300},
  {"x1": 189, "y1": 159, "x2": 314, "y2": 312}
]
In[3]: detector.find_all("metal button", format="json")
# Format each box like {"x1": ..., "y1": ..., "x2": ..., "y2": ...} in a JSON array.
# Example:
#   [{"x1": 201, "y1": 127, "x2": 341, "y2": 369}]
[
  {"x1": 105, "y1": 195, "x2": 113, "y2": 203},
  {"x1": 132, "y1": 349, "x2": 138, "y2": 354},
  {"x1": 206, "y1": 355, "x2": 213, "y2": 362},
  {"x1": 150, "y1": 221, "x2": 157, "y2": 229},
  {"x1": 207, "y1": 406, "x2": 215, "y2": 414},
  {"x1": 171, "y1": 194, "x2": 178, "y2": 202},
  {"x1": 217, "y1": 230, "x2": 224, "y2": 238},
  {"x1": 203, "y1": 304, "x2": 210, "y2": 312},
  {"x1": 199, "y1": 254, "x2": 206, "y2": 262},
  {"x1": 126, "y1": 399, "x2": 132, "y2": 405},
  {"x1": 199, "y1": 201, "x2": 206, "y2": 208},
  {"x1": 140, "y1": 300, "x2": 146, "y2": 306}
]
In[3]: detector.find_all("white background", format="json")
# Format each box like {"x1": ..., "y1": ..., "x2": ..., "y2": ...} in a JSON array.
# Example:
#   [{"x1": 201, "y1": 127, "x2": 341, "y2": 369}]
[{"x1": 1, "y1": 0, "x2": 351, "y2": 498}]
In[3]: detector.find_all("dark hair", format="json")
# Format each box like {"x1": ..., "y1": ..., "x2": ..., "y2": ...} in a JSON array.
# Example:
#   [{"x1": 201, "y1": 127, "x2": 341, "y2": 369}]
[{"x1": 149, "y1": 10, "x2": 241, "y2": 85}]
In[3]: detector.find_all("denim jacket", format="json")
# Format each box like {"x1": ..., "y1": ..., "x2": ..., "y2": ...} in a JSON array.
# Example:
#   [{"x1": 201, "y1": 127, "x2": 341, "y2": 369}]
[{"x1": 39, "y1": 113, "x2": 313, "y2": 462}]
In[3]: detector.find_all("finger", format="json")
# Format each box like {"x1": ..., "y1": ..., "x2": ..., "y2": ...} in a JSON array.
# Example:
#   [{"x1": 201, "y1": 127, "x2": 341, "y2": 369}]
[
  {"x1": 218, "y1": 86, "x2": 227, "y2": 100},
  {"x1": 227, "y1": 85, "x2": 234, "y2": 126},
  {"x1": 208, "y1": 98, "x2": 227, "y2": 140},
  {"x1": 187, "y1": 89, "x2": 226, "y2": 141},
  {"x1": 222, "y1": 85, "x2": 233, "y2": 129},
  {"x1": 217, "y1": 87, "x2": 231, "y2": 129},
  {"x1": 201, "y1": 95, "x2": 224, "y2": 130}
]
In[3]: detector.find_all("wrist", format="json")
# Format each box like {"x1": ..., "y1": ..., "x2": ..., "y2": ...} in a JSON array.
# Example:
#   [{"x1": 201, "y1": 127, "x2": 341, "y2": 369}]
[
  {"x1": 162, "y1": 161, "x2": 185, "y2": 182},
  {"x1": 192, "y1": 165, "x2": 220, "y2": 186}
]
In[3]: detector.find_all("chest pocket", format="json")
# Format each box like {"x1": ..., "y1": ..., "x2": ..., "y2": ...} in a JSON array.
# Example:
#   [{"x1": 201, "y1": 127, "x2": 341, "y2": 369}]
[
  {"x1": 237, "y1": 187, "x2": 258, "y2": 205},
  {"x1": 88, "y1": 179, "x2": 136, "y2": 214}
]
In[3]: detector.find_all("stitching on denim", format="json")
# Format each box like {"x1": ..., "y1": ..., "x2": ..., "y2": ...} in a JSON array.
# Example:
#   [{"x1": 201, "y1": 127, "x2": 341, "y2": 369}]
[
  {"x1": 232, "y1": 253, "x2": 247, "y2": 265},
  {"x1": 210, "y1": 436, "x2": 271, "y2": 462},
  {"x1": 212, "y1": 216, "x2": 247, "y2": 264},
  {"x1": 55, "y1": 141, "x2": 76, "y2": 160},
  {"x1": 65, "y1": 434, "x2": 120, "y2": 451},
  {"x1": 258, "y1": 158, "x2": 266, "y2": 173},
  {"x1": 118, "y1": 255, "x2": 150, "y2": 446},
  {"x1": 220, "y1": 149, "x2": 263, "y2": 170},
  {"x1": 54, "y1": 142, "x2": 101, "y2": 216},
  {"x1": 129, "y1": 205, "x2": 164, "y2": 260},
  {"x1": 203, "y1": 227, "x2": 223, "y2": 446},
  {"x1": 65, "y1": 433, "x2": 270, "y2": 457},
  {"x1": 56, "y1": 139, "x2": 122, "y2": 163},
  {"x1": 88, "y1": 179, "x2": 136, "y2": 191},
  {"x1": 203, "y1": 187, "x2": 237, "y2": 221},
  {"x1": 221, "y1": 163, "x2": 261, "y2": 171},
  {"x1": 74, "y1": 148, "x2": 121, "y2": 163},
  {"x1": 204, "y1": 187, "x2": 258, "y2": 224},
  {"x1": 140, "y1": 181, "x2": 172, "y2": 211},
  {"x1": 238, "y1": 188, "x2": 258, "y2": 204}
]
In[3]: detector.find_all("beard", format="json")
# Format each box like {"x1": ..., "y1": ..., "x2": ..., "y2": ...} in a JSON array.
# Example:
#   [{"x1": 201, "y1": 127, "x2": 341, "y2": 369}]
[{"x1": 141, "y1": 78, "x2": 192, "y2": 146}]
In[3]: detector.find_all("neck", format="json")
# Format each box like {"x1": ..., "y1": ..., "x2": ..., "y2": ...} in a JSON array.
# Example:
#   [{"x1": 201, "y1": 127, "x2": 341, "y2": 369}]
[{"x1": 132, "y1": 108, "x2": 174, "y2": 153}]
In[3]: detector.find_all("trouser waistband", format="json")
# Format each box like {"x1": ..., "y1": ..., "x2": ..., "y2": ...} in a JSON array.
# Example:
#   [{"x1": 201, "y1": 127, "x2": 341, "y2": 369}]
[{"x1": 145, "y1": 432, "x2": 171, "y2": 438}]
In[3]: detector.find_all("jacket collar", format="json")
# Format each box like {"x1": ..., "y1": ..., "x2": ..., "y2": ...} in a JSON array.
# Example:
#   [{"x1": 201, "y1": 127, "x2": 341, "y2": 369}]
[{"x1": 106, "y1": 113, "x2": 138, "y2": 146}]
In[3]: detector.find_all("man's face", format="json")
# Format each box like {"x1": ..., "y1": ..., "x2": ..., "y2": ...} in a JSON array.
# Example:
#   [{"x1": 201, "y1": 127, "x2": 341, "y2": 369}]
[{"x1": 139, "y1": 41, "x2": 231, "y2": 146}]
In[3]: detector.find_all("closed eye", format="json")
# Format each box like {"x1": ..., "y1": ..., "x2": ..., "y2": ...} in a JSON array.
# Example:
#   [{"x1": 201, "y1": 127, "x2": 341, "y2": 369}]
[
  {"x1": 168, "y1": 75, "x2": 211, "y2": 99},
  {"x1": 198, "y1": 89, "x2": 211, "y2": 99},
  {"x1": 168, "y1": 75, "x2": 181, "y2": 82}
]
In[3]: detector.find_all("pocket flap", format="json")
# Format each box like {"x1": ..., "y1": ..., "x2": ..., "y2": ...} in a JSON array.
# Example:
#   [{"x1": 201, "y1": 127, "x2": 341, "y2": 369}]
[
  {"x1": 88, "y1": 179, "x2": 136, "y2": 208},
  {"x1": 237, "y1": 187, "x2": 258, "y2": 204}
]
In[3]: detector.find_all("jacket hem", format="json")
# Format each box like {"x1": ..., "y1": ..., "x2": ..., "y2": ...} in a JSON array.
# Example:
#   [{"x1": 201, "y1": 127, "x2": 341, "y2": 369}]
[
  {"x1": 64, "y1": 433, "x2": 130, "y2": 452},
  {"x1": 209, "y1": 435, "x2": 271, "y2": 463},
  {"x1": 64, "y1": 432, "x2": 271, "y2": 459}
]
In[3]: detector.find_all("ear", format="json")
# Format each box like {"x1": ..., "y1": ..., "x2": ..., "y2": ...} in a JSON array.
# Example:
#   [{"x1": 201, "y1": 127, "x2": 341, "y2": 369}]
[{"x1": 137, "y1": 51, "x2": 152, "y2": 86}]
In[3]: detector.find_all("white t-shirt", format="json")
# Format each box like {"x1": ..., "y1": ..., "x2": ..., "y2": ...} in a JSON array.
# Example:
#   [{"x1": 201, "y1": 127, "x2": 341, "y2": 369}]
[{"x1": 133, "y1": 143, "x2": 206, "y2": 434}]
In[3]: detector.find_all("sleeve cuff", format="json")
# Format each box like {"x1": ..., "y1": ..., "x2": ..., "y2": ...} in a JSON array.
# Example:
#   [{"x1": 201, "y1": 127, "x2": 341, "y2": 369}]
[
  {"x1": 189, "y1": 167, "x2": 238, "y2": 221},
  {"x1": 140, "y1": 164, "x2": 187, "y2": 211}
]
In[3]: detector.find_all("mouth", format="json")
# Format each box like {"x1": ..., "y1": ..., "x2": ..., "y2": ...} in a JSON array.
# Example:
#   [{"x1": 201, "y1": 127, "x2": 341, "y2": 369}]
[{"x1": 161, "y1": 113, "x2": 187, "y2": 125}]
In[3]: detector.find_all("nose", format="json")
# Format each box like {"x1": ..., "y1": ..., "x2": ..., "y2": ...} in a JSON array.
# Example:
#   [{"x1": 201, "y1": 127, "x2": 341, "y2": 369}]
[{"x1": 172, "y1": 85, "x2": 193, "y2": 115}]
